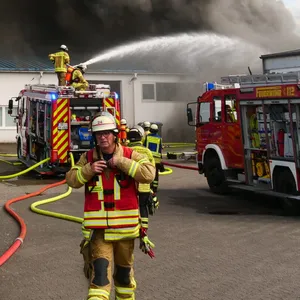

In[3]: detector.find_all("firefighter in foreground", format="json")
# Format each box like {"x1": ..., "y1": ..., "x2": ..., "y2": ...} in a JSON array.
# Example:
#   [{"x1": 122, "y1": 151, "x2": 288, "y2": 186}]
[
  {"x1": 48, "y1": 44, "x2": 70, "y2": 86},
  {"x1": 65, "y1": 113, "x2": 156, "y2": 300},
  {"x1": 71, "y1": 64, "x2": 89, "y2": 91},
  {"x1": 127, "y1": 125, "x2": 159, "y2": 218},
  {"x1": 144, "y1": 123, "x2": 163, "y2": 194}
]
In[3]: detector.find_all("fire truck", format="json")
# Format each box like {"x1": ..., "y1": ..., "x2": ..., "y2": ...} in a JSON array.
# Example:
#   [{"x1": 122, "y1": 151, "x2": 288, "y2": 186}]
[
  {"x1": 8, "y1": 83, "x2": 121, "y2": 174},
  {"x1": 187, "y1": 72, "x2": 300, "y2": 206}
]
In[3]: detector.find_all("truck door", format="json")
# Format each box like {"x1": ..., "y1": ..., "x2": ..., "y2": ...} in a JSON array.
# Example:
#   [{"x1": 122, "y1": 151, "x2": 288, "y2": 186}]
[
  {"x1": 19, "y1": 96, "x2": 28, "y2": 157},
  {"x1": 222, "y1": 94, "x2": 244, "y2": 168}
]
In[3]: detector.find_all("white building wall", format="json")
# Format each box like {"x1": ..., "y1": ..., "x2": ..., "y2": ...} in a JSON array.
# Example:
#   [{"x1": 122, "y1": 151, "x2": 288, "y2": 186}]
[
  {"x1": 263, "y1": 55, "x2": 300, "y2": 73},
  {"x1": 0, "y1": 71, "x2": 197, "y2": 143}
]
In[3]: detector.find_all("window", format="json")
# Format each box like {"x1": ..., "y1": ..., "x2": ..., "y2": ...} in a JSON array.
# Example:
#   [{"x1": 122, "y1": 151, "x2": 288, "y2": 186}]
[
  {"x1": 142, "y1": 84, "x2": 155, "y2": 100},
  {"x1": 225, "y1": 95, "x2": 237, "y2": 123},
  {"x1": 213, "y1": 97, "x2": 222, "y2": 121},
  {"x1": 5, "y1": 107, "x2": 17, "y2": 127},
  {"x1": 199, "y1": 102, "x2": 210, "y2": 123}
]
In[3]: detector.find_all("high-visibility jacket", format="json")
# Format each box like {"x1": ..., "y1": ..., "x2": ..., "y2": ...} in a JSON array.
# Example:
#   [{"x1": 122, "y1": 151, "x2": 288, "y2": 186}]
[
  {"x1": 84, "y1": 147, "x2": 139, "y2": 230},
  {"x1": 66, "y1": 144, "x2": 155, "y2": 240},
  {"x1": 128, "y1": 141, "x2": 155, "y2": 193},
  {"x1": 144, "y1": 133, "x2": 162, "y2": 163},
  {"x1": 48, "y1": 51, "x2": 70, "y2": 72}
]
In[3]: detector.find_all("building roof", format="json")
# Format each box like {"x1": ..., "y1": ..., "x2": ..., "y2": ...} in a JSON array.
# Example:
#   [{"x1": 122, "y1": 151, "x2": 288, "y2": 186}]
[
  {"x1": 260, "y1": 49, "x2": 300, "y2": 59},
  {"x1": 0, "y1": 54, "x2": 194, "y2": 75}
]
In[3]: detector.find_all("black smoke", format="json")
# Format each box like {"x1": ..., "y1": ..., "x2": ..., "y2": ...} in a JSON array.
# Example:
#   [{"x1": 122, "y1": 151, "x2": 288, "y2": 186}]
[{"x1": 0, "y1": 0, "x2": 298, "y2": 59}]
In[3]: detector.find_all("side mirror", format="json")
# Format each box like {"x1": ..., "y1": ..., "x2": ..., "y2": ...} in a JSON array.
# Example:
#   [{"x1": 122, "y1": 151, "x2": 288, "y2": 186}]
[
  {"x1": 8, "y1": 99, "x2": 13, "y2": 110},
  {"x1": 187, "y1": 107, "x2": 193, "y2": 124}
]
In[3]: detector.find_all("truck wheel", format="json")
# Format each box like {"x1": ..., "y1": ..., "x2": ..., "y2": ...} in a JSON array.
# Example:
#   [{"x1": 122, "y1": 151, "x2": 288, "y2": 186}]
[
  {"x1": 274, "y1": 169, "x2": 299, "y2": 215},
  {"x1": 205, "y1": 157, "x2": 229, "y2": 194},
  {"x1": 17, "y1": 139, "x2": 22, "y2": 159}
]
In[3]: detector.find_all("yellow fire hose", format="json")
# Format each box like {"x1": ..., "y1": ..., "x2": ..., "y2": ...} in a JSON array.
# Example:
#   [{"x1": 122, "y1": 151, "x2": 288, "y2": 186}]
[
  {"x1": 0, "y1": 157, "x2": 50, "y2": 180},
  {"x1": 0, "y1": 158, "x2": 22, "y2": 166},
  {"x1": 0, "y1": 153, "x2": 18, "y2": 157},
  {"x1": 30, "y1": 153, "x2": 83, "y2": 223}
]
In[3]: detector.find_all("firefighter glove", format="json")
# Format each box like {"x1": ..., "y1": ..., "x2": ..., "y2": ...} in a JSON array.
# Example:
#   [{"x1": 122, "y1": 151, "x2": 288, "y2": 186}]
[{"x1": 139, "y1": 228, "x2": 155, "y2": 258}]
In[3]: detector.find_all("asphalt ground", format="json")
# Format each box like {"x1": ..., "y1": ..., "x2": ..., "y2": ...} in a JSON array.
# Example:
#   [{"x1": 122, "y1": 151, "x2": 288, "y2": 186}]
[{"x1": 1, "y1": 143, "x2": 300, "y2": 300}]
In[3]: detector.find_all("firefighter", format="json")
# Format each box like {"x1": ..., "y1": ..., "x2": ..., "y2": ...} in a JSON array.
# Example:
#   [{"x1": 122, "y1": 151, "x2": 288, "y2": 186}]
[
  {"x1": 65, "y1": 113, "x2": 155, "y2": 300},
  {"x1": 127, "y1": 125, "x2": 159, "y2": 217},
  {"x1": 48, "y1": 44, "x2": 70, "y2": 86},
  {"x1": 141, "y1": 121, "x2": 151, "y2": 143},
  {"x1": 118, "y1": 118, "x2": 129, "y2": 145},
  {"x1": 144, "y1": 123, "x2": 163, "y2": 194},
  {"x1": 71, "y1": 64, "x2": 89, "y2": 91}
]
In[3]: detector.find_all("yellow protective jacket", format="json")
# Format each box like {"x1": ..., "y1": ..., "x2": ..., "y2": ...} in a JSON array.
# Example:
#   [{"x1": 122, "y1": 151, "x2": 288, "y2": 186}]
[
  {"x1": 71, "y1": 69, "x2": 88, "y2": 84},
  {"x1": 48, "y1": 51, "x2": 70, "y2": 72},
  {"x1": 128, "y1": 141, "x2": 155, "y2": 193}
]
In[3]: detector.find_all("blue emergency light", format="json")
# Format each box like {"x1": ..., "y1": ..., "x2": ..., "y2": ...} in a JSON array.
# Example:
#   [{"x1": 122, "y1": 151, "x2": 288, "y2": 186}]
[
  {"x1": 115, "y1": 92, "x2": 119, "y2": 100},
  {"x1": 50, "y1": 93, "x2": 58, "y2": 100},
  {"x1": 206, "y1": 82, "x2": 215, "y2": 91}
]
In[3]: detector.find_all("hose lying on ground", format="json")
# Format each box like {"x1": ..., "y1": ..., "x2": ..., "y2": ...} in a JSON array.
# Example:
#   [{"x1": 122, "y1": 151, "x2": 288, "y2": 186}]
[
  {"x1": 162, "y1": 161, "x2": 198, "y2": 171},
  {"x1": 0, "y1": 158, "x2": 50, "y2": 180},
  {"x1": 0, "y1": 158, "x2": 22, "y2": 166},
  {"x1": 0, "y1": 153, "x2": 18, "y2": 157},
  {"x1": 0, "y1": 179, "x2": 67, "y2": 267}
]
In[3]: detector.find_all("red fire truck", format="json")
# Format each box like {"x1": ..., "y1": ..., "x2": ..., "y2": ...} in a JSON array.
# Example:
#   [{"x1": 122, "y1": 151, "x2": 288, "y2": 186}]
[
  {"x1": 187, "y1": 72, "x2": 300, "y2": 205},
  {"x1": 8, "y1": 83, "x2": 121, "y2": 174}
]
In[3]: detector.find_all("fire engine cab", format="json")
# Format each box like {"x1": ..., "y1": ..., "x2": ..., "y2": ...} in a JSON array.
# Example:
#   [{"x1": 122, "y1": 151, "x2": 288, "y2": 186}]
[
  {"x1": 187, "y1": 72, "x2": 300, "y2": 205},
  {"x1": 8, "y1": 83, "x2": 121, "y2": 174}
]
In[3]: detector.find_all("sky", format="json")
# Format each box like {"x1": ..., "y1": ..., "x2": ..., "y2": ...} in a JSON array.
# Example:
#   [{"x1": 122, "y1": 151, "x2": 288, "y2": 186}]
[{"x1": 283, "y1": 0, "x2": 300, "y2": 31}]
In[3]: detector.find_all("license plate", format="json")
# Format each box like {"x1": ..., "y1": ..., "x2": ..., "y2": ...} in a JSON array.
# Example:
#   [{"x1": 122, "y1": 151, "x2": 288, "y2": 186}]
[{"x1": 58, "y1": 122, "x2": 68, "y2": 130}]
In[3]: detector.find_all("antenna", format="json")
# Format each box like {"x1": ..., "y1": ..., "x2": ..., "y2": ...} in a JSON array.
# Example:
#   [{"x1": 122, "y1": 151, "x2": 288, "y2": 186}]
[{"x1": 248, "y1": 66, "x2": 252, "y2": 75}]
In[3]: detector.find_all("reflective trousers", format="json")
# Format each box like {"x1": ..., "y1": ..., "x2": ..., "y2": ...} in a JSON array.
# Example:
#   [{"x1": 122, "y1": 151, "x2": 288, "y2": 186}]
[{"x1": 81, "y1": 229, "x2": 136, "y2": 300}]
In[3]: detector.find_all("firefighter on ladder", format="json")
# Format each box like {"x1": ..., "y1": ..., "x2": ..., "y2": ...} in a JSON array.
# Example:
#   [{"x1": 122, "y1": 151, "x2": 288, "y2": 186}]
[
  {"x1": 48, "y1": 44, "x2": 70, "y2": 86},
  {"x1": 118, "y1": 118, "x2": 129, "y2": 145},
  {"x1": 144, "y1": 123, "x2": 163, "y2": 195},
  {"x1": 71, "y1": 64, "x2": 89, "y2": 91},
  {"x1": 127, "y1": 125, "x2": 159, "y2": 217},
  {"x1": 65, "y1": 112, "x2": 155, "y2": 300}
]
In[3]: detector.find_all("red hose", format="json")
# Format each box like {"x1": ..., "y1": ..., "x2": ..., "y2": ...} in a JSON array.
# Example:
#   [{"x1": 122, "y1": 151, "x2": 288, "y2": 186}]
[
  {"x1": 0, "y1": 179, "x2": 66, "y2": 267},
  {"x1": 162, "y1": 161, "x2": 199, "y2": 171}
]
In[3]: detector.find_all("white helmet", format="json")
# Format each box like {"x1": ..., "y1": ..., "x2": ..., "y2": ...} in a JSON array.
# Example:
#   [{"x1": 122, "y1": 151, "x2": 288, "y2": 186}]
[
  {"x1": 92, "y1": 115, "x2": 118, "y2": 133},
  {"x1": 143, "y1": 121, "x2": 150, "y2": 128},
  {"x1": 120, "y1": 118, "x2": 127, "y2": 125},
  {"x1": 77, "y1": 63, "x2": 87, "y2": 72},
  {"x1": 150, "y1": 123, "x2": 158, "y2": 131},
  {"x1": 60, "y1": 44, "x2": 68, "y2": 51}
]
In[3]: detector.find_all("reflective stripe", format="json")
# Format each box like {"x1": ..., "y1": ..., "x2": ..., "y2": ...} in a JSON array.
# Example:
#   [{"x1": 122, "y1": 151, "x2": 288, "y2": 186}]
[
  {"x1": 84, "y1": 209, "x2": 139, "y2": 218},
  {"x1": 140, "y1": 217, "x2": 148, "y2": 229},
  {"x1": 81, "y1": 226, "x2": 91, "y2": 240},
  {"x1": 84, "y1": 217, "x2": 139, "y2": 228},
  {"x1": 128, "y1": 161, "x2": 138, "y2": 177},
  {"x1": 138, "y1": 183, "x2": 151, "y2": 192},
  {"x1": 72, "y1": 166, "x2": 88, "y2": 185},
  {"x1": 114, "y1": 177, "x2": 120, "y2": 200},
  {"x1": 88, "y1": 288, "x2": 110, "y2": 299},
  {"x1": 137, "y1": 158, "x2": 148, "y2": 164},
  {"x1": 115, "y1": 285, "x2": 135, "y2": 295},
  {"x1": 104, "y1": 224, "x2": 140, "y2": 241},
  {"x1": 89, "y1": 176, "x2": 104, "y2": 200}
]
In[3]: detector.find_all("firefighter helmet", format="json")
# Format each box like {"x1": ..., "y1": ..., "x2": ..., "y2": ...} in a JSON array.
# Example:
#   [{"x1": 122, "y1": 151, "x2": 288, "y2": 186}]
[
  {"x1": 127, "y1": 125, "x2": 144, "y2": 142},
  {"x1": 77, "y1": 63, "x2": 87, "y2": 72},
  {"x1": 150, "y1": 123, "x2": 158, "y2": 132},
  {"x1": 91, "y1": 114, "x2": 118, "y2": 133},
  {"x1": 60, "y1": 44, "x2": 68, "y2": 51},
  {"x1": 120, "y1": 118, "x2": 127, "y2": 125},
  {"x1": 143, "y1": 121, "x2": 150, "y2": 128}
]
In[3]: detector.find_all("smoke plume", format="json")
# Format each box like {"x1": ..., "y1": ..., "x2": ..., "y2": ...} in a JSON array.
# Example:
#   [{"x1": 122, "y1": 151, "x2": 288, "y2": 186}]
[{"x1": 0, "y1": 0, "x2": 298, "y2": 58}]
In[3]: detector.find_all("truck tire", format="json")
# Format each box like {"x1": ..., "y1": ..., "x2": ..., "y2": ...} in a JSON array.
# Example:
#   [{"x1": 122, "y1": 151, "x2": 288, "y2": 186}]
[
  {"x1": 274, "y1": 168, "x2": 299, "y2": 215},
  {"x1": 17, "y1": 139, "x2": 22, "y2": 159},
  {"x1": 205, "y1": 157, "x2": 229, "y2": 194}
]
